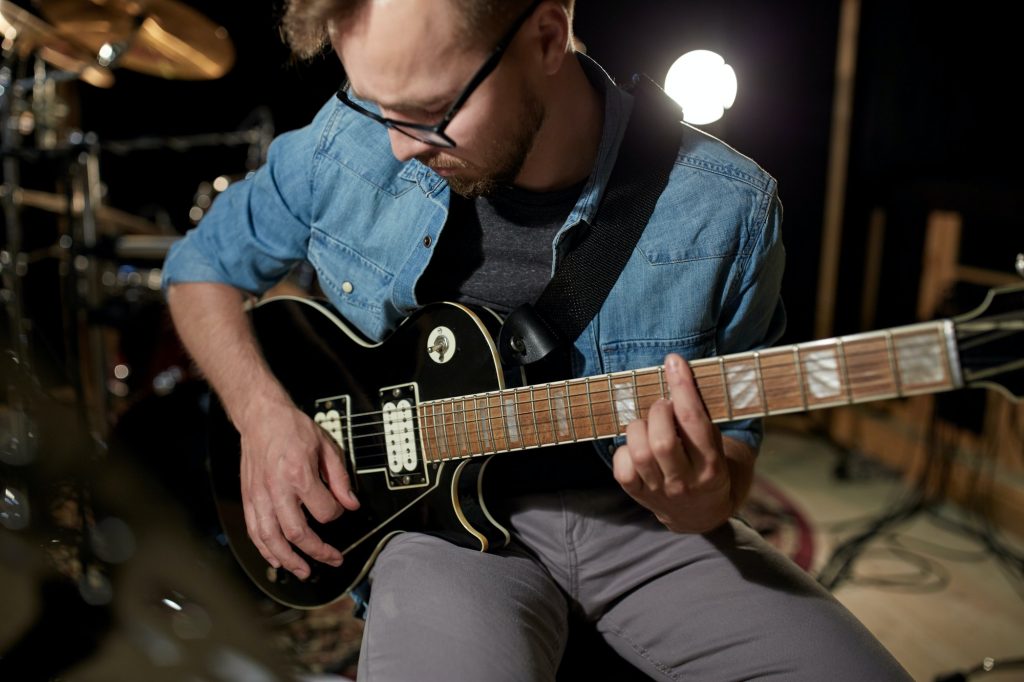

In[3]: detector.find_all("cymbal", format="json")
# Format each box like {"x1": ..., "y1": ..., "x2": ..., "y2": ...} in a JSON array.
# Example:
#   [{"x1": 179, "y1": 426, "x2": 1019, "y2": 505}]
[
  {"x1": 37, "y1": 0, "x2": 235, "y2": 80},
  {"x1": 0, "y1": 1, "x2": 114, "y2": 88}
]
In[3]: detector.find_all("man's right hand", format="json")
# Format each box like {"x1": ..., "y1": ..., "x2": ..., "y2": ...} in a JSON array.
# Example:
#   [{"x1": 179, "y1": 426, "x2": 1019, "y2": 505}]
[
  {"x1": 237, "y1": 398, "x2": 361, "y2": 580},
  {"x1": 166, "y1": 282, "x2": 361, "y2": 580}
]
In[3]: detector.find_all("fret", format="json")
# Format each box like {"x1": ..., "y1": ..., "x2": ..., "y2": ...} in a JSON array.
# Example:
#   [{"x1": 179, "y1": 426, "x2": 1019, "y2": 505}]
[
  {"x1": 585, "y1": 380, "x2": 599, "y2": 439},
  {"x1": 513, "y1": 387, "x2": 534, "y2": 448},
  {"x1": 606, "y1": 376, "x2": 619, "y2": 432},
  {"x1": 519, "y1": 388, "x2": 533, "y2": 448},
  {"x1": 892, "y1": 323, "x2": 953, "y2": 393},
  {"x1": 718, "y1": 357, "x2": 733, "y2": 419},
  {"x1": 752, "y1": 347, "x2": 802, "y2": 415},
  {"x1": 753, "y1": 352, "x2": 768, "y2": 416},
  {"x1": 528, "y1": 386, "x2": 541, "y2": 447},
  {"x1": 565, "y1": 380, "x2": 589, "y2": 440},
  {"x1": 935, "y1": 325, "x2": 954, "y2": 389},
  {"x1": 447, "y1": 398, "x2": 463, "y2": 457},
  {"x1": 546, "y1": 384, "x2": 559, "y2": 445},
  {"x1": 433, "y1": 401, "x2": 444, "y2": 458},
  {"x1": 443, "y1": 398, "x2": 458, "y2": 456},
  {"x1": 492, "y1": 393, "x2": 512, "y2": 452},
  {"x1": 459, "y1": 398, "x2": 474, "y2": 455},
  {"x1": 843, "y1": 333, "x2": 899, "y2": 401},
  {"x1": 484, "y1": 395, "x2": 498, "y2": 453},
  {"x1": 722, "y1": 354, "x2": 763, "y2": 418},
  {"x1": 794, "y1": 346, "x2": 808, "y2": 410},
  {"x1": 439, "y1": 400, "x2": 452, "y2": 459},
  {"x1": 800, "y1": 340, "x2": 847, "y2": 408},
  {"x1": 884, "y1": 331, "x2": 902, "y2": 396},
  {"x1": 560, "y1": 381, "x2": 579, "y2": 442},
  {"x1": 431, "y1": 403, "x2": 445, "y2": 462},
  {"x1": 836, "y1": 339, "x2": 853, "y2": 404},
  {"x1": 472, "y1": 397, "x2": 487, "y2": 454},
  {"x1": 501, "y1": 391, "x2": 520, "y2": 448},
  {"x1": 418, "y1": 404, "x2": 433, "y2": 462},
  {"x1": 466, "y1": 397, "x2": 477, "y2": 454},
  {"x1": 658, "y1": 366, "x2": 667, "y2": 399},
  {"x1": 631, "y1": 371, "x2": 640, "y2": 419}
]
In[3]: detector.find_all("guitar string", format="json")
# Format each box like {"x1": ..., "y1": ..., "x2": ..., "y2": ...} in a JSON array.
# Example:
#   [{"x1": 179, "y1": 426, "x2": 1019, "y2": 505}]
[
  {"x1": 326, "y1": 332, "x2": 963, "y2": 425},
  {"x1": 336, "y1": 367, "x2": 952, "y2": 449}
]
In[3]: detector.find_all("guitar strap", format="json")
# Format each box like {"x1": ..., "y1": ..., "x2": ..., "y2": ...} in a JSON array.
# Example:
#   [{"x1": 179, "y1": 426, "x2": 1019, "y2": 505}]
[{"x1": 498, "y1": 73, "x2": 686, "y2": 366}]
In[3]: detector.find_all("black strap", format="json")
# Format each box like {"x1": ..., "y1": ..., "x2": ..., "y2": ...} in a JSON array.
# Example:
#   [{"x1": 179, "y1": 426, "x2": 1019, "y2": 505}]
[{"x1": 499, "y1": 73, "x2": 685, "y2": 366}]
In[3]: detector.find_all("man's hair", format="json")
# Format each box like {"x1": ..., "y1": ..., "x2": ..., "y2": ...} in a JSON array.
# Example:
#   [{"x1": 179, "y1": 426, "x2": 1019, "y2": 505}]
[{"x1": 281, "y1": 0, "x2": 575, "y2": 60}]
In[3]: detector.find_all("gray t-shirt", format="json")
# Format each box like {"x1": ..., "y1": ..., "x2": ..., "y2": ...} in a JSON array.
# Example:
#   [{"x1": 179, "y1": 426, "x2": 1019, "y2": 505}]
[{"x1": 415, "y1": 180, "x2": 585, "y2": 314}]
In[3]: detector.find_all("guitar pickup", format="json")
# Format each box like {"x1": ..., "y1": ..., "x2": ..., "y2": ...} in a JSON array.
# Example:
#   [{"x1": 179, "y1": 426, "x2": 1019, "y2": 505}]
[
  {"x1": 379, "y1": 383, "x2": 428, "y2": 489},
  {"x1": 313, "y1": 394, "x2": 352, "y2": 456}
]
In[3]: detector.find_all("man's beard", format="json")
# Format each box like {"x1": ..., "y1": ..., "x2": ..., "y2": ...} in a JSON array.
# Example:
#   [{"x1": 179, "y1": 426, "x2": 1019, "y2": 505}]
[{"x1": 420, "y1": 89, "x2": 545, "y2": 199}]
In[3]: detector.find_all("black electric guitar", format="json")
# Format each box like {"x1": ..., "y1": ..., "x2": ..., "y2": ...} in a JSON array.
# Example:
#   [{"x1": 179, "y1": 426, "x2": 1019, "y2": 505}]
[{"x1": 207, "y1": 284, "x2": 1024, "y2": 609}]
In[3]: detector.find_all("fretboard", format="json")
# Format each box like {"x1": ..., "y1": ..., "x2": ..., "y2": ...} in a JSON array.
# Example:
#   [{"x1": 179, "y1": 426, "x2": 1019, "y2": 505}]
[{"x1": 416, "y1": 319, "x2": 962, "y2": 462}]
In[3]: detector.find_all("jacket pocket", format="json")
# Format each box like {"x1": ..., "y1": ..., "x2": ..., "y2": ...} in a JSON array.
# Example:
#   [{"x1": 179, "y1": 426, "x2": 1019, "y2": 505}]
[
  {"x1": 600, "y1": 328, "x2": 717, "y2": 374},
  {"x1": 309, "y1": 228, "x2": 392, "y2": 331}
]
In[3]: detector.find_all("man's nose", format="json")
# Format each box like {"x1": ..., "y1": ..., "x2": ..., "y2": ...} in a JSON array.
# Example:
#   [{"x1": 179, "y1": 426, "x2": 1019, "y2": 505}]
[{"x1": 388, "y1": 129, "x2": 436, "y2": 163}]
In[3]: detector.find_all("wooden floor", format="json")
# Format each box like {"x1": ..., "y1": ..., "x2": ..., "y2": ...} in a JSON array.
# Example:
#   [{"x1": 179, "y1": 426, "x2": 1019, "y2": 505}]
[{"x1": 758, "y1": 427, "x2": 1024, "y2": 682}]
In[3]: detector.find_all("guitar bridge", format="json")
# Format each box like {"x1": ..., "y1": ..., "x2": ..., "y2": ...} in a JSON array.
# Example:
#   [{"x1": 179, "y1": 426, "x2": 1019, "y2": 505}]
[{"x1": 379, "y1": 383, "x2": 428, "y2": 489}]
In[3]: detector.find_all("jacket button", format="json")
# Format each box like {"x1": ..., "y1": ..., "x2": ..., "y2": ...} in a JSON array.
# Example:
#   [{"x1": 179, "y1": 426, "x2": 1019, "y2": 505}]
[
  {"x1": 341, "y1": 281, "x2": 354, "y2": 294},
  {"x1": 422, "y1": 235, "x2": 432, "y2": 247}
]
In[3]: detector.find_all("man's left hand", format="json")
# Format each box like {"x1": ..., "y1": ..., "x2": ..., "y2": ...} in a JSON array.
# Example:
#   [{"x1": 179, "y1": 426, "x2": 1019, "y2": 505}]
[{"x1": 613, "y1": 352, "x2": 736, "y2": 533}]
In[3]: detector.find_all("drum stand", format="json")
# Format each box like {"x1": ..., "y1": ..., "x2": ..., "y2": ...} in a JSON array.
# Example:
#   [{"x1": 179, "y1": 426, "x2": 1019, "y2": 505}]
[{"x1": 2, "y1": 69, "x2": 111, "y2": 447}]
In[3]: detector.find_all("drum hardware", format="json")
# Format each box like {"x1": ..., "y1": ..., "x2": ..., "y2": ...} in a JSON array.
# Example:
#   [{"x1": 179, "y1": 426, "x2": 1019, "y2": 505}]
[
  {"x1": 110, "y1": 233, "x2": 180, "y2": 260},
  {"x1": 0, "y1": 8, "x2": 298, "y2": 678},
  {"x1": 4, "y1": 184, "x2": 167, "y2": 235},
  {"x1": 100, "y1": 128, "x2": 271, "y2": 156}
]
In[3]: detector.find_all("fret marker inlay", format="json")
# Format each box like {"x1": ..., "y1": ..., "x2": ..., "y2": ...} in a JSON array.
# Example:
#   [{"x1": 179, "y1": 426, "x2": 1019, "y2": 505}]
[
  {"x1": 727, "y1": 361, "x2": 760, "y2": 410},
  {"x1": 612, "y1": 379, "x2": 638, "y2": 426},
  {"x1": 895, "y1": 335, "x2": 945, "y2": 385},
  {"x1": 804, "y1": 349, "x2": 841, "y2": 399},
  {"x1": 503, "y1": 396, "x2": 519, "y2": 443}
]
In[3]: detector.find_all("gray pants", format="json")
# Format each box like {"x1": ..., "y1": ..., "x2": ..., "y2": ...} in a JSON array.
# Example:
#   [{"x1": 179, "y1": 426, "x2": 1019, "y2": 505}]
[{"x1": 356, "y1": 486, "x2": 911, "y2": 681}]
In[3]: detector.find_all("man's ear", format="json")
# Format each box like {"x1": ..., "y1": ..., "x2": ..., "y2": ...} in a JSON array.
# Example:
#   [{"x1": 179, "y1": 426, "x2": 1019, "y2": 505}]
[{"x1": 533, "y1": 2, "x2": 572, "y2": 75}]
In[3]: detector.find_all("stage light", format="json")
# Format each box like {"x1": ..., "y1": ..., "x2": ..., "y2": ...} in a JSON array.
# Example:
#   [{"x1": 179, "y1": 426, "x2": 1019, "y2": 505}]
[{"x1": 664, "y1": 50, "x2": 737, "y2": 125}]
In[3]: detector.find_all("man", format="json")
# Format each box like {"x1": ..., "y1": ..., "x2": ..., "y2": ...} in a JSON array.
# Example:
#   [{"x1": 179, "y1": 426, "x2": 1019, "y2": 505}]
[{"x1": 162, "y1": 0, "x2": 911, "y2": 679}]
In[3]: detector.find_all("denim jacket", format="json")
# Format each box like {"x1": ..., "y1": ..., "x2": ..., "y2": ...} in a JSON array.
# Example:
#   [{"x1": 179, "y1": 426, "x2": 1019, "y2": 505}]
[{"x1": 162, "y1": 54, "x2": 786, "y2": 454}]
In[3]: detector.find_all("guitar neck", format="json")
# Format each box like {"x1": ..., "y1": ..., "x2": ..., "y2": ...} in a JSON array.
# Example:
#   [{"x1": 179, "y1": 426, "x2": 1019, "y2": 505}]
[{"x1": 416, "y1": 319, "x2": 963, "y2": 461}]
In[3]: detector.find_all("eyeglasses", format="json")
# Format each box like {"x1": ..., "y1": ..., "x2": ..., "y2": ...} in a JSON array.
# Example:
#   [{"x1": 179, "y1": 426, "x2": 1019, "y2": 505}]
[{"x1": 335, "y1": 0, "x2": 544, "y2": 148}]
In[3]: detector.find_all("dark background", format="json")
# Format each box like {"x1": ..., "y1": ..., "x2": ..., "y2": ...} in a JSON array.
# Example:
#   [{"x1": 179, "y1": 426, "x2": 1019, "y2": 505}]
[{"x1": 27, "y1": 0, "x2": 1024, "y2": 344}]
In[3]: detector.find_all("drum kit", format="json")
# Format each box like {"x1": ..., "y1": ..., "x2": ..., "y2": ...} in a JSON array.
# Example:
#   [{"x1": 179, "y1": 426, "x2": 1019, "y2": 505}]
[
  {"x1": 0, "y1": 0, "x2": 273, "y2": 444},
  {"x1": 0, "y1": 3, "x2": 307, "y2": 679}
]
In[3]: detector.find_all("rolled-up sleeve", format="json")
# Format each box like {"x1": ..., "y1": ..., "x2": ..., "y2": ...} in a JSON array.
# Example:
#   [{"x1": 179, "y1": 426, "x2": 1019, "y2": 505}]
[{"x1": 161, "y1": 100, "x2": 337, "y2": 295}]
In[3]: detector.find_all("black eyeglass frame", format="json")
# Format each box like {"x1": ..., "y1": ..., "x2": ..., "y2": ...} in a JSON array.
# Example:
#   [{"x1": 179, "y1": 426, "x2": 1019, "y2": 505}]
[{"x1": 335, "y1": 0, "x2": 544, "y2": 148}]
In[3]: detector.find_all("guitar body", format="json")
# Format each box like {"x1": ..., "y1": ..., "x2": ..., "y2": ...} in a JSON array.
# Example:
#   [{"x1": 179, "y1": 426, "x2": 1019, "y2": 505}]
[{"x1": 208, "y1": 297, "x2": 511, "y2": 608}]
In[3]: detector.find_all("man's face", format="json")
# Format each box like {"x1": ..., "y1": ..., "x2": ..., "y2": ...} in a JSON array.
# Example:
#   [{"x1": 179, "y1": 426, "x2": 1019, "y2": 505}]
[{"x1": 330, "y1": 0, "x2": 545, "y2": 197}]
